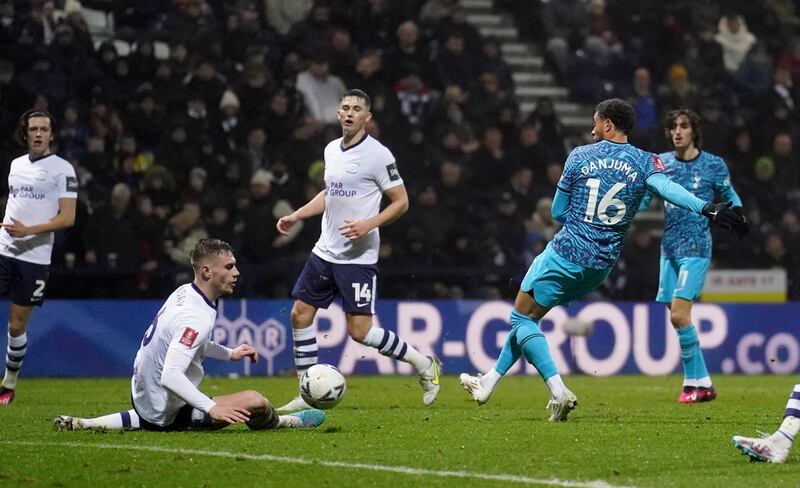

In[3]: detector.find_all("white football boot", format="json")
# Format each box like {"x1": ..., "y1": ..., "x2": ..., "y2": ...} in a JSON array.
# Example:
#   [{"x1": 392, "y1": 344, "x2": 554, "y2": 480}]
[
  {"x1": 733, "y1": 432, "x2": 791, "y2": 463},
  {"x1": 459, "y1": 373, "x2": 492, "y2": 405},
  {"x1": 546, "y1": 388, "x2": 578, "y2": 422},
  {"x1": 419, "y1": 356, "x2": 442, "y2": 406}
]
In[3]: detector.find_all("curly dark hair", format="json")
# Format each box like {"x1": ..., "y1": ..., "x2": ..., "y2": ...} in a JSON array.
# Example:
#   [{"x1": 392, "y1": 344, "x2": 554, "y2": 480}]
[
  {"x1": 664, "y1": 108, "x2": 702, "y2": 149},
  {"x1": 595, "y1": 98, "x2": 635, "y2": 135},
  {"x1": 16, "y1": 109, "x2": 56, "y2": 147}
]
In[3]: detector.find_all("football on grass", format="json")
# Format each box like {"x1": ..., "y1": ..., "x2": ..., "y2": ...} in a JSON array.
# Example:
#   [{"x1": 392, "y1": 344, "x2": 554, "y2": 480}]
[{"x1": 300, "y1": 364, "x2": 347, "y2": 409}]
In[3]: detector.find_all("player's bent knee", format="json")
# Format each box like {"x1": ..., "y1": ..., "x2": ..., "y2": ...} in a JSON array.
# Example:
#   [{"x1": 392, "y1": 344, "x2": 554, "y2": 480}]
[
  {"x1": 240, "y1": 390, "x2": 268, "y2": 410},
  {"x1": 291, "y1": 302, "x2": 315, "y2": 327},
  {"x1": 670, "y1": 313, "x2": 691, "y2": 329}
]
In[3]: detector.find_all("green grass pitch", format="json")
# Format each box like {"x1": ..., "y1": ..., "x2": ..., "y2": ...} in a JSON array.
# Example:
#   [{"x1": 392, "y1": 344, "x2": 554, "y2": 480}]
[{"x1": 0, "y1": 375, "x2": 797, "y2": 487}]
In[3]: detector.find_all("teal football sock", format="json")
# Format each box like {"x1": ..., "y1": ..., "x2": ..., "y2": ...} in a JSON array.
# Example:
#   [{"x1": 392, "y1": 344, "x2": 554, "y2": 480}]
[
  {"x1": 513, "y1": 310, "x2": 558, "y2": 381},
  {"x1": 676, "y1": 324, "x2": 709, "y2": 381}
]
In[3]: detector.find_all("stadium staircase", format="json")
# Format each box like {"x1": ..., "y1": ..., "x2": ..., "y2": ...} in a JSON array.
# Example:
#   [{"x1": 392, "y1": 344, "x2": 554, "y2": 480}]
[{"x1": 460, "y1": 0, "x2": 595, "y2": 137}]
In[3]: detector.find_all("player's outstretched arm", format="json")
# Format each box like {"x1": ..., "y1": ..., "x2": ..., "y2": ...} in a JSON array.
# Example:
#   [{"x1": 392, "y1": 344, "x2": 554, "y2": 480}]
[
  {"x1": 646, "y1": 173, "x2": 748, "y2": 238},
  {"x1": 276, "y1": 190, "x2": 326, "y2": 235},
  {"x1": 646, "y1": 173, "x2": 706, "y2": 214}
]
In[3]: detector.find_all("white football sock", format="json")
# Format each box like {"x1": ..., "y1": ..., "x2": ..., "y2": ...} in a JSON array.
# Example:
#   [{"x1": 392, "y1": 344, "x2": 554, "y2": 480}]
[
  {"x1": 362, "y1": 326, "x2": 430, "y2": 372},
  {"x1": 292, "y1": 324, "x2": 318, "y2": 382},
  {"x1": 546, "y1": 374, "x2": 566, "y2": 399},
  {"x1": 777, "y1": 416, "x2": 800, "y2": 445},
  {"x1": 481, "y1": 369, "x2": 502, "y2": 391},
  {"x1": 3, "y1": 331, "x2": 27, "y2": 389},
  {"x1": 80, "y1": 409, "x2": 141, "y2": 429}
]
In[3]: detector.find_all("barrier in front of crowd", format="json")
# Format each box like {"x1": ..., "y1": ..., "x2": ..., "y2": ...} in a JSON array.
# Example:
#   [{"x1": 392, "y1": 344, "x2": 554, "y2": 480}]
[{"x1": 1, "y1": 300, "x2": 797, "y2": 377}]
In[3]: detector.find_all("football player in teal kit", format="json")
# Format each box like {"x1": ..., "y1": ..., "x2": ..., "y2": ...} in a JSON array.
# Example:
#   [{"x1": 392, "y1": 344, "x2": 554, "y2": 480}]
[
  {"x1": 459, "y1": 99, "x2": 748, "y2": 421},
  {"x1": 639, "y1": 108, "x2": 744, "y2": 403}
]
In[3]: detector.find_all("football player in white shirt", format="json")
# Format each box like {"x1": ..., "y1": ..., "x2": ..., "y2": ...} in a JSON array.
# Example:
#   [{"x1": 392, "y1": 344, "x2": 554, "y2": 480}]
[
  {"x1": 55, "y1": 239, "x2": 325, "y2": 431},
  {"x1": 275, "y1": 89, "x2": 441, "y2": 413},
  {"x1": 0, "y1": 110, "x2": 77, "y2": 405}
]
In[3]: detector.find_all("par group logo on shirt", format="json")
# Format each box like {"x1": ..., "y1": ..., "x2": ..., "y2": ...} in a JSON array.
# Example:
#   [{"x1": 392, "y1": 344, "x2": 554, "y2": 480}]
[{"x1": 8, "y1": 184, "x2": 46, "y2": 200}]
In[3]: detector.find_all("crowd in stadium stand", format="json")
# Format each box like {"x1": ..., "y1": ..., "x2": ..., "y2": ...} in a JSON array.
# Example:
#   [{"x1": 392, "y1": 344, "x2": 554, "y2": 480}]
[{"x1": 0, "y1": 0, "x2": 799, "y2": 300}]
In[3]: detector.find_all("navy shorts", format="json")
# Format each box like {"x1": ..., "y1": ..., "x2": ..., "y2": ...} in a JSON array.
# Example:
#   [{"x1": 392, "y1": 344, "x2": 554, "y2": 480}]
[
  {"x1": 291, "y1": 253, "x2": 378, "y2": 315},
  {"x1": 132, "y1": 397, "x2": 213, "y2": 432},
  {"x1": 0, "y1": 254, "x2": 50, "y2": 307}
]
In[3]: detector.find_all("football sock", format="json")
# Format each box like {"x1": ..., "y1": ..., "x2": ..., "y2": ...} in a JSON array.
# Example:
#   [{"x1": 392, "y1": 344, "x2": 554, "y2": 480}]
[
  {"x1": 776, "y1": 385, "x2": 800, "y2": 446},
  {"x1": 247, "y1": 404, "x2": 279, "y2": 430},
  {"x1": 512, "y1": 310, "x2": 559, "y2": 382},
  {"x1": 363, "y1": 326, "x2": 430, "y2": 372},
  {"x1": 3, "y1": 331, "x2": 27, "y2": 390},
  {"x1": 481, "y1": 369, "x2": 502, "y2": 392},
  {"x1": 494, "y1": 313, "x2": 523, "y2": 374},
  {"x1": 546, "y1": 374, "x2": 566, "y2": 399},
  {"x1": 80, "y1": 409, "x2": 141, "y2": 429},
  {"x1": 292, "y1": 324, "x2": 318, "y2": 382},
  {"x1": 676, "y1": 325, "x2": 711, "y2": 388}
]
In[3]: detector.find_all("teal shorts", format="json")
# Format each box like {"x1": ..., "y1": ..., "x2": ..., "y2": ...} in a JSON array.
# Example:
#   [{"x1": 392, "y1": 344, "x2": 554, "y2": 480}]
[
  {"x1": 656, "y1": 256, "x2": 710, "y2": 303},
  {"x1": 520, "y1": 244, "x2": 612, "y2": 308}
]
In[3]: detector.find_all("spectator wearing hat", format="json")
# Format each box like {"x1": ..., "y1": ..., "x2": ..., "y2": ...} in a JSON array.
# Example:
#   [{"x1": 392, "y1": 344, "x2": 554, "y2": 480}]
[
  {"x1": 750, "y1": 156, "x2": 788, "y2": 226},
  {"x1": 657, "y1": 64, "x2": 699, "y2": 119},
  {"x1": 216, "y1": 88, "x2": 243, "y2": 155}
]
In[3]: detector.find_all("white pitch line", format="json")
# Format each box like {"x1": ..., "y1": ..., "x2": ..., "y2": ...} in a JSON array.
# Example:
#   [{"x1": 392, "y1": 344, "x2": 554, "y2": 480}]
[{"x1": 2, "y1": 440, "x2": 636, "y2": 488}]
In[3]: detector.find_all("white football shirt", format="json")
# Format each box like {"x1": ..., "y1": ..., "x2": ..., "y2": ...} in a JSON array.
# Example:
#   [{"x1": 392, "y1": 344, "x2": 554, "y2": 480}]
[
  {"x1": 131, "y1": 283, "x2": 218, "y2": 426},
  {"x1": 313, "y1": 134, "x2": 403, "y2": 265},
  {"x1": 0, "y1": 153, "x2": 78, "y2": 265}
]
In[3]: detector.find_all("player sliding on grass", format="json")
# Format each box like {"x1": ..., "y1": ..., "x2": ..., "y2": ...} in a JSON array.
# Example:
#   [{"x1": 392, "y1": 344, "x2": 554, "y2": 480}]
[
  {"x1": 459, "y1": 98, "x2": 748, "y2": 422},
  {"x1": 733, "y1": 383, "x2": 800, "y2": 464},
  {"x1": 55, "y1": 239, "x2": 324, "y2": 431},
  {"x1": 639, "y1": 108, "x2": 745, "y2": 404}
]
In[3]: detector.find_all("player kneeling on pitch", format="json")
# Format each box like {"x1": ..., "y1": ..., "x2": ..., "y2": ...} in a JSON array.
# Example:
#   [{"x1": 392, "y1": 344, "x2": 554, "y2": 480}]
[{"x1": 55, "y1": 238, "x2": 324, "y2": 431}]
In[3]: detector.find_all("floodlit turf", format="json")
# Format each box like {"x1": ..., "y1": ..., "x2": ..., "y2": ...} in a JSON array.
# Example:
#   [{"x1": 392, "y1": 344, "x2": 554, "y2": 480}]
[{"x1": 0, "y1": 375, "x2": 797, "y2": 487}]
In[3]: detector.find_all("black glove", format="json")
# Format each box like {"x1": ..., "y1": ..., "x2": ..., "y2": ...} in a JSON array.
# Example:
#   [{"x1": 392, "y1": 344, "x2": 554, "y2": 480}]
[{"x1": 701, "y1": 202, "x2": 749, "y2": 239}]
